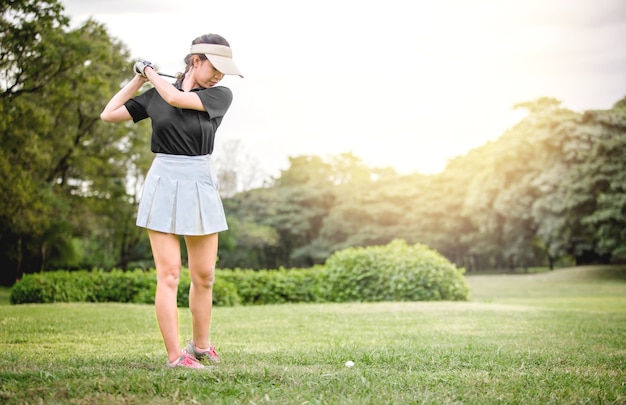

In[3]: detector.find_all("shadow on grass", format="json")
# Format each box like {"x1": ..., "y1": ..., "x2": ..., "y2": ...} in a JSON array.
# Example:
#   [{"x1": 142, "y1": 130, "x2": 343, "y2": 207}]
[{"x1": 0, "y1": 287, "x2": 11, "y2": 305}]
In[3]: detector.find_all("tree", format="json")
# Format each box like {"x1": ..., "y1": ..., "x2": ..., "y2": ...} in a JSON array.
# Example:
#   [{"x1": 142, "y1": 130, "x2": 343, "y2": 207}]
[
  {"x1": 571, "y1": 98, "x2": 626, "y2": 263},
  {"x1": 220, "y1": 187, "x2": 281, "y2": 269},
  {"x1": 216, "y1": 95, "x2": 626, "y2": 272},
  {"x1": 0, "y1": 0, "x2": 153, "y2": 284},
  {"x1": 268, "y1": 155, "x2": 338, "y2": 266}
]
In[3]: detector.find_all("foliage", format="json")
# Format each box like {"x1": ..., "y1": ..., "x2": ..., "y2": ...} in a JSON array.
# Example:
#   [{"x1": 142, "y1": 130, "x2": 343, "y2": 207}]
[
  {"x1": 0, "y1": 0, "x2": 154, "y2": 285},
  {"x1": 9, "y1": 269, "x2": 240, "y2": 307},
  {"x1": 223, "y1": 95, "x2": 626, "y2": 273},
  {"x1": 219, "y1": 266, "x2": 325, "y2": 305},
  {"x1": 9, "y1": 267, "x2": 321, "y2": 306},
  {"x1": 218, "y1": 207, "x2": 281, "y2": 269},
  {"x1": 5, "y1": 265, "x2": 331, "y2": 306},
  {"x1": 324, "y1": 239, "x2": 469, "y2": 302},
  {"x1": 9, "y1": 269, "x2": 152, "y2": 304},
  {"x1": 577, "y1": 106, "x2": 626, "y2": 262},
  {"x1": 10, "y1": 239, "x2": 471, "y2": 305}
]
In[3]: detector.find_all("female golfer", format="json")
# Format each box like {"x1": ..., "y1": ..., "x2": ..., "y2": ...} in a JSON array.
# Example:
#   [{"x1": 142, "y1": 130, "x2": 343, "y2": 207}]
[{"x1": 101, "y1": 33, "x2": 243, "y2": 369}]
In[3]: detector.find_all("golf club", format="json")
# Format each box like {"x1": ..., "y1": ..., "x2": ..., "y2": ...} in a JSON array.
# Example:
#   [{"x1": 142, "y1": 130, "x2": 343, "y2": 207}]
[{"x1": 158, "y1": 72, "x2": 176, "y2": 79}]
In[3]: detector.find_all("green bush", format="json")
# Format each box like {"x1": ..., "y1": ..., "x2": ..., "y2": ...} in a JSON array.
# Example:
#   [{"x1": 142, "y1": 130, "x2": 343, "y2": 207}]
[
  {"x1": 219, "y1": 266, "x2": 325, "y2": 305},
  {"x1": 10, "y1": 269, "x2": 244, "y2": 307},
  {"x1": 9, "y1": 272, "x2": 59, "y2": 304},
  {"x1": 10, "y1": 270, "x2": 155, "y2": 305},
  {"x1": 10, "y1": 241, "x2": 468, "y2": 305},
  {"x1": 323, "y1": 239, "x2": 470, "y2": 302}
]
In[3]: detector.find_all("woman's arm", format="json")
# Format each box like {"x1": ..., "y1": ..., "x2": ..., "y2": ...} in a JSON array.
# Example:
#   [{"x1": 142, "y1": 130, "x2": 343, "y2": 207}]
[
  {"x1": 144, "y1": 67, "x2": 205, "y2": 111},
  {"x1": 100, "y1": 75, "x2": 148, "y2": 122}
]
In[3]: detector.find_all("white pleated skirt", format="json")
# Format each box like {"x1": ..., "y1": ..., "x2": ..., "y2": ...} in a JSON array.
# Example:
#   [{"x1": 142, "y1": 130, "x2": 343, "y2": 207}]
[{"x1": 136, "y1": 153, "x2": 228, "y2": 235}]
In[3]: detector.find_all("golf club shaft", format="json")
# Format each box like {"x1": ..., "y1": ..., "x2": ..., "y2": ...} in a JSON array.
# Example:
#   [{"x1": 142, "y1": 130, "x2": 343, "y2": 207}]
[{"x1": 158, "y1": 72, "x2": 176, "y2": 79}]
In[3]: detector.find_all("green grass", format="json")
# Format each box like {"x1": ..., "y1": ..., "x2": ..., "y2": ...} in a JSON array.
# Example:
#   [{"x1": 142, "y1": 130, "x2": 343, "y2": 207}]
[{"x1": 1, "y1": 266, "x2": 625, "y2": 404}]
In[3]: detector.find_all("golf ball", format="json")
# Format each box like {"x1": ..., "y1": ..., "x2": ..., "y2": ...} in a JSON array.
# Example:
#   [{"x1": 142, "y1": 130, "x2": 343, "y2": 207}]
[{"x1": 345, "y1": 360, "x2": 354, "y2": 367}]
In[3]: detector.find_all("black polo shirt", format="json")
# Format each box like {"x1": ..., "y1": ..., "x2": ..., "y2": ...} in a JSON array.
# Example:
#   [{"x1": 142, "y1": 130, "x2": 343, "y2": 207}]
[{"x1": 125, "y1": 84, "x2": 233, "y2": 156}]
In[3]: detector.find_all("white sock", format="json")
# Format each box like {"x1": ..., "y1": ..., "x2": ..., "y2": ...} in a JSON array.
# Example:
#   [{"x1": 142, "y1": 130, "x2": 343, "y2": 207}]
[
  {"x1": 195, "y1": 344, "x2": 209, "y2": 352},
  {"x1": 168, "y1": 354, "x2": 183, "y2": 366}
]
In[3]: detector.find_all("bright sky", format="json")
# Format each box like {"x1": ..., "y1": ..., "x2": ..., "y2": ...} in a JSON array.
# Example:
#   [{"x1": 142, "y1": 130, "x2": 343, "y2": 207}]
[{"x1": 62, "y1": 0, "x2": 626, "y2": 179}]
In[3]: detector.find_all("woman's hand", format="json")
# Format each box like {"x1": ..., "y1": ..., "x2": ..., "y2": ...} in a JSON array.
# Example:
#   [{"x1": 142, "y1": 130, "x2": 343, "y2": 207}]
[{"x1": 134, "y1": 60, "x2": 154, "y2": 77}]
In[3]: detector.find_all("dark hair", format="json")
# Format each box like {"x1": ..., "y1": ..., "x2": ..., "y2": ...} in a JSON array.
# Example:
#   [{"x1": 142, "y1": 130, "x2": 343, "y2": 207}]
[{"x1": 176, "y1": 34, "x2": 230, "y2": 83}]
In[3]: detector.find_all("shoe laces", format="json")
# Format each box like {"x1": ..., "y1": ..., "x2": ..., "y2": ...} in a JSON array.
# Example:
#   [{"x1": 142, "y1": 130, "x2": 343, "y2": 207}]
[
  {"x1": 207, "y1": 345, "x2": 219, "y2": 357},
  {"x1": 178, "y1": 352, "x2": 205, "y2": 369}
]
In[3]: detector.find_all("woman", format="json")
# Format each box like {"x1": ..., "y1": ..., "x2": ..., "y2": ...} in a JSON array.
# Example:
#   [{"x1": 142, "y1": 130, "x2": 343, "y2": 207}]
[{"x1": 101, "y1": 33, "x2": 243, "y2": 369}]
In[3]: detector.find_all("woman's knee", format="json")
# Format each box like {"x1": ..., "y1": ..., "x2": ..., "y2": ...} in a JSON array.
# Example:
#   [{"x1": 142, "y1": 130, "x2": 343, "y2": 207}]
[
  {"x1": 185, "y1": 233, "x2": 218, "y2": 288},
  {"x1": 191, "y1": 267, "x2": 215, "y2": 289},
  {"x1": 157, "y1": 264, "x2": 181, "y2": 290}
]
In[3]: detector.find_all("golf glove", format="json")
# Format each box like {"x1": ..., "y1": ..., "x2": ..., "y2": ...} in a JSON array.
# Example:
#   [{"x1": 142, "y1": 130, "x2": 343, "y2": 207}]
[{"x1": 133, "y1": 60, "x2": 154, "y2": 77}]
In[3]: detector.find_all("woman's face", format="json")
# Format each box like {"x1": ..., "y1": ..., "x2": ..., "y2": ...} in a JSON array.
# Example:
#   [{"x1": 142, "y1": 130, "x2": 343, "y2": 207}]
[{"x1": 193, "y1": 57, "x2": 224, "y2": 88}]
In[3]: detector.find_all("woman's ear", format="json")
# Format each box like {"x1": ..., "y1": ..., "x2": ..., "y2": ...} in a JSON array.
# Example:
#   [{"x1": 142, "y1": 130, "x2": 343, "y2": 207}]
[{"x1": 191, "y1": 55, "x2": 201, "y2": 68}]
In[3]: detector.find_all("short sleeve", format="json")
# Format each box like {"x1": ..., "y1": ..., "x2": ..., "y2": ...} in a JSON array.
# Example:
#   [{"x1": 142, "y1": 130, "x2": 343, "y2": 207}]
[
  {"x1": 124, "y1": 88, "x2": 156, "y2": 123},
  {"x1": 195, "y1": 86, "x2": 233, "y2": 119}
]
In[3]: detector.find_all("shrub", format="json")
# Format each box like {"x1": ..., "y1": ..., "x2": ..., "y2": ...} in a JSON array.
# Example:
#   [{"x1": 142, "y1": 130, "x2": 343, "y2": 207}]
[
  {"x1": 218, "y1": 266, "x2": 325, "y2": 305},
  {"x1": 10, "y1": 241, "x2": 468, "y2": 306},
  {"x1": 11, "y1": 268, "x2": 243, "y2": 307},
  {"x1": 10, "y1": 273, "x2": 57, "y2": 304},
  {"x1": 10, "y1": 270, "x2": 155, "y2": 304},
  {"x1": 323, "y1": 239, "x2": 470, "y2": 302}
]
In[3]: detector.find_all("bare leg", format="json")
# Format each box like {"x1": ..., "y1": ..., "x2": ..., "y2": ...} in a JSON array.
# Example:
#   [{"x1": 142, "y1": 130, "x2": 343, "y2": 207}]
[
  {"x1": 184, "y1": 233, "x2": 218, "y2": 349},
  {"x1": 148, "y1": 230, "x2": 182, "y2": 363}
]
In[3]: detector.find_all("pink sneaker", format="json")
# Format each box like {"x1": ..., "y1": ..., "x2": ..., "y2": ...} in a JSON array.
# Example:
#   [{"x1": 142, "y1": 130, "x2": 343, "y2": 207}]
[
  {"x1": 166, "y1": 351, "x2": 206, "y2": 369},
  {"x1": 185, "y1": 341, "x2": 221, "y2": 363}
]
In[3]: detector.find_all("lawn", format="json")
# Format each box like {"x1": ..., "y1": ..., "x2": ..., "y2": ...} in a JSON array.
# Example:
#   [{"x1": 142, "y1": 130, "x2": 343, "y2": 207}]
[{"x1": 0, "y1": 265, "x2": 625, "y2": 404}]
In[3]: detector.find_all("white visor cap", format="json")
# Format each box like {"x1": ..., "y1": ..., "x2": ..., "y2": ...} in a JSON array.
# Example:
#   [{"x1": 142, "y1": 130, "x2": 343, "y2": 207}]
[{"x1": 190, "y1": 43, "x2": 243, "y2": 78}]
